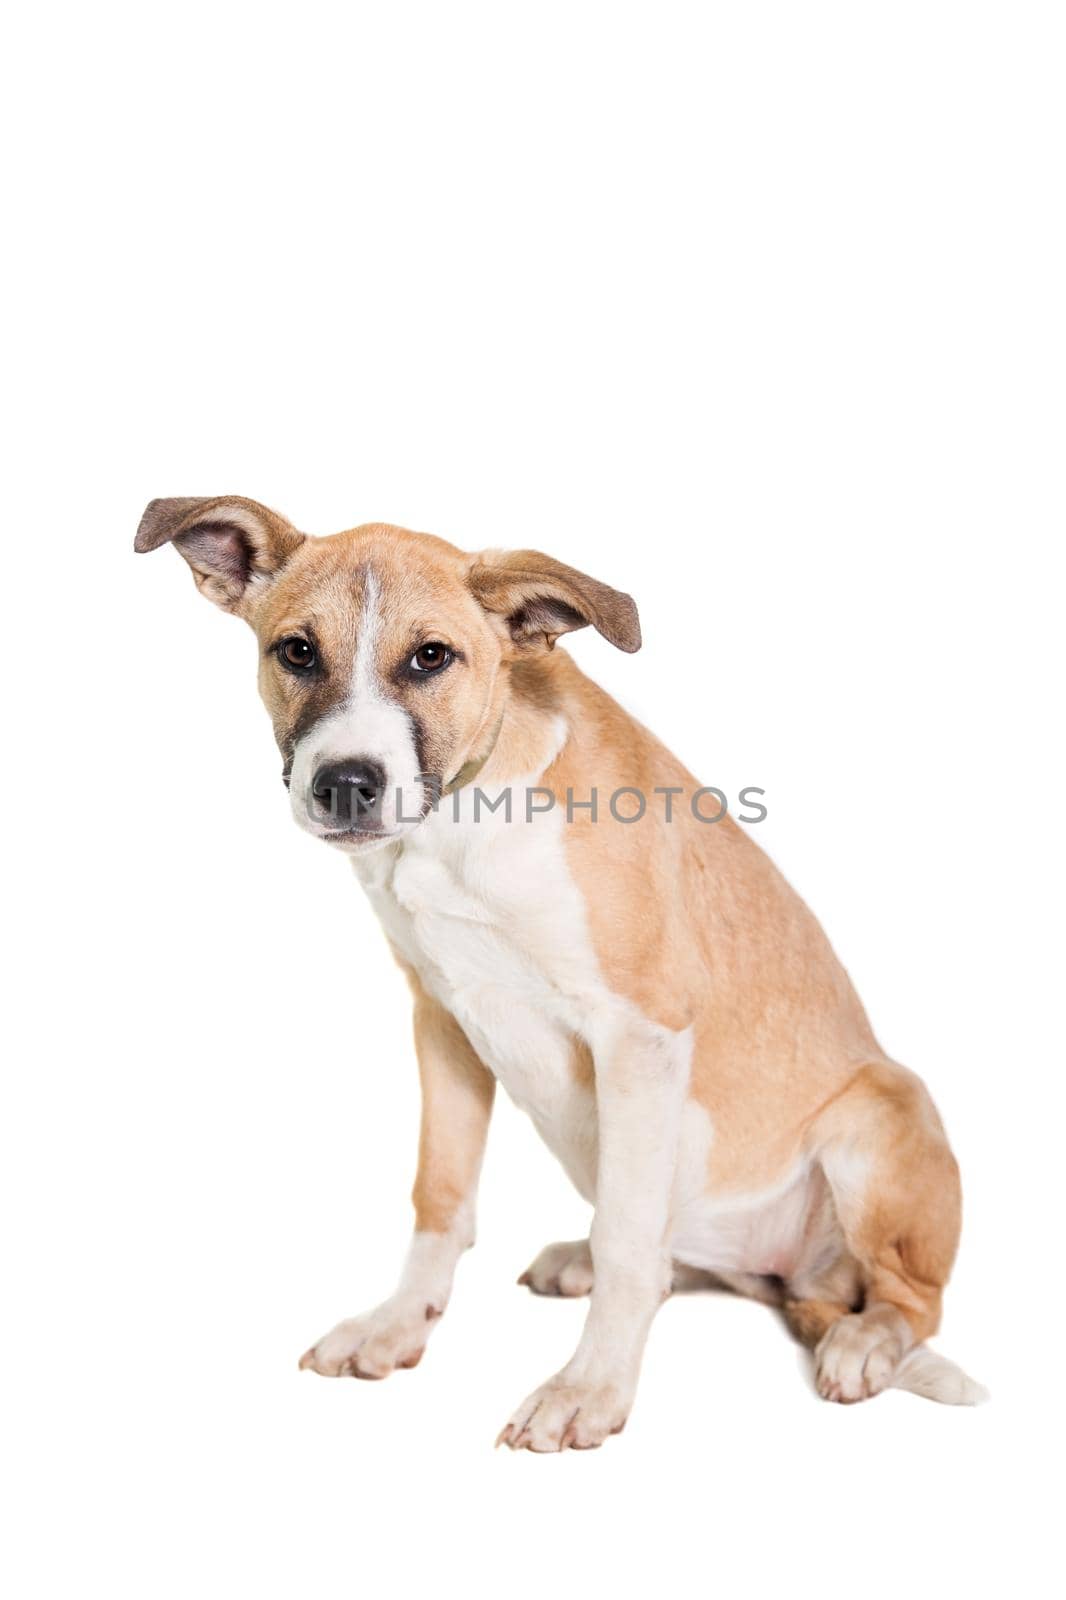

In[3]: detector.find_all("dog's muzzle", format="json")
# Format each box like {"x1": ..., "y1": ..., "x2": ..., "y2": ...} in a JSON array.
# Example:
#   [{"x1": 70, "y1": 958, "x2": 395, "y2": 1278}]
[{"x1": 310, "y1": 758, "x2": 387, "y2": 828}]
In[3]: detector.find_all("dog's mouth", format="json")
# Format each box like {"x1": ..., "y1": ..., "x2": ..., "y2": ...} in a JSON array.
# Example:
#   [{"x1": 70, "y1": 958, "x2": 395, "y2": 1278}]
[
  {"x1": 318, "y1": 825, "x2": 397, "y2": 850},
  {"x1": 311, "y1": 812, "x2": 433, "y2": 850},
  {"x1": 288, "y1": 768, "x2": 437, "y2": 849}
]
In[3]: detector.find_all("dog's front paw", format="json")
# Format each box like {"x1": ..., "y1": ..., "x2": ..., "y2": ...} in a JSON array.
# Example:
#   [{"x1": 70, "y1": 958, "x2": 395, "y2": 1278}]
[
  {"x1": 497, "y1": 1373, "x2": 632, "y2": 1452},
  {"x1": 299, "y1": 1295, "x2": 442, "y2": 1379}
]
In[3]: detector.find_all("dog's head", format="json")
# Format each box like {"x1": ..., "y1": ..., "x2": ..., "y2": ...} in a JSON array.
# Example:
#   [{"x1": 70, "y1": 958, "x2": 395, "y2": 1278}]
[{"x1": 136, "y1": 496, "x2": 640, "y2": 851}]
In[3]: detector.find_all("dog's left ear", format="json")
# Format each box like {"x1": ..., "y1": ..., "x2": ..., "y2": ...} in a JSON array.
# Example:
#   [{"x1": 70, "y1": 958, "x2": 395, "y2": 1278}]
[
  {"x1": 134, "y1": 496, "x2": 305, "y2": 614},
  {"x1": 469, "y1": 549, "x2": 641, "y2": 654}
]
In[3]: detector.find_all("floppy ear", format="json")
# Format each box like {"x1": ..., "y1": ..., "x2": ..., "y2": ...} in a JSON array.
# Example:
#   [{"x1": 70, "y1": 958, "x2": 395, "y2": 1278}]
[
  {"x1": 468, "y1": 549, "x2": 641, "y2": 654},
  {"x1": 134, "y1": 496, "x2": 305, "y2": 613}
]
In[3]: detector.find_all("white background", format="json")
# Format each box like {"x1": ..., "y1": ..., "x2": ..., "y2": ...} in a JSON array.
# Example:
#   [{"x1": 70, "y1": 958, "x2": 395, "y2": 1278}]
[{"x1": 4, "y1": 4, "x2": 1064, "y2": 1596}]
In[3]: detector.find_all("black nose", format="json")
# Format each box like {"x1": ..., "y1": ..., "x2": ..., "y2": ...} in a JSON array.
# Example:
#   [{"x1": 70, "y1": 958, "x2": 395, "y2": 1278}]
[{"x1": 311, "y1": 759, "x2": 386, "y2": 825}]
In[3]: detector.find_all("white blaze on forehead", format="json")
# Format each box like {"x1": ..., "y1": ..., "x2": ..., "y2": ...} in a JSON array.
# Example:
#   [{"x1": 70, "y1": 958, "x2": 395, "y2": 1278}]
[
  {"x1": 288, "y1": 567, "x2": 425, "y2": 837},
  {"x1": 344, "y1": 571, "x2": 424, "y2": 814},
  {"x1": 353, "y1": 569, "x2": 383, "y2": 692}
]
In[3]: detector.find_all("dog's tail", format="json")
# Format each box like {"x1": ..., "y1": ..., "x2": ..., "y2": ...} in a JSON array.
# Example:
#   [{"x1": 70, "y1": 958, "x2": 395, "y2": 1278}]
[{"x1": 890, "y1": 1344, "x2": 989, "y2": 1405}]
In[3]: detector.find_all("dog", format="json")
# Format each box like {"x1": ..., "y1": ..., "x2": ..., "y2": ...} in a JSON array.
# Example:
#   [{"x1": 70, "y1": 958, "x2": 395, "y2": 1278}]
[{"x1": 136, "y1": 495, "x2": 985, "y2": 1450}]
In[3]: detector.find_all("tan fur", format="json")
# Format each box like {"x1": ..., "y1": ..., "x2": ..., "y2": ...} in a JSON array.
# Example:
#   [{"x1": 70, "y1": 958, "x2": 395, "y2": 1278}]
[
  {"x1": 502, "y1": 652, "x2": 959, "y2": 1340},
  {"x1": 137, "y1": 496, "x2": 970, "y2": 1407},
  {"x1": 402, "y1": 965, "x2": 496, "y2": 1235},
  {"x1": 249, "y1": 524, "x2": 509, "y2": 779}
]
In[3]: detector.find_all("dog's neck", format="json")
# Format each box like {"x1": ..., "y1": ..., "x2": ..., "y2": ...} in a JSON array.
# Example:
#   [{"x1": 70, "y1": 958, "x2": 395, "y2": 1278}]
[
  {"x1": 442, "y1": 711, "x2": 505, "y2": 795},
  {"x1": 465, "y1": 652, "x2": 578, "y2": 792}
]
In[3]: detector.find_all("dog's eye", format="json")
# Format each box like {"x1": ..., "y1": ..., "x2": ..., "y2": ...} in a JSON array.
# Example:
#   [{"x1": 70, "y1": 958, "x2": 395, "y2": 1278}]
[
  {"x1": 278, "y1": 636, "x2": 316, "y2": 673},
  {"x1": 410, "y1": 642, "x2": 451, "y2": 674}
]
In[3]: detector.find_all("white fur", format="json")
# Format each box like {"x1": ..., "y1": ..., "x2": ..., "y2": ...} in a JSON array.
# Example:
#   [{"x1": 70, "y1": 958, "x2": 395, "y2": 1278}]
[
  {"x1": 891, "y1": 1346, "x2": 989, "y2": 1405},
  {"x1": 356, "y1": 719, "x2": 607, "y2": 1195},
  {"x1": 672, "y1": 1160, "x2": 823, "y2": 1278},
  {"x1": 289, "y1": 611, "x2": 989, "y2": 1428},
  {"x1": 353, "y1": 720, "x2": 696, "y2": 1446},
  {"x1": 820, "y1": 1142, "x2": 871, "y2": 1211},
  {"x1": 520, "y1": 1238, "x2": 595, "y2": 1296},
  {"x1": 288, "y1": 570, "x2": 426, "y2": 840},
  {"x1": 310, "y1": 683, "x2": 985, "y2": 1428},
  {"x1": 300, "y1": 1198, "x2": 475, "y2": 1378}
]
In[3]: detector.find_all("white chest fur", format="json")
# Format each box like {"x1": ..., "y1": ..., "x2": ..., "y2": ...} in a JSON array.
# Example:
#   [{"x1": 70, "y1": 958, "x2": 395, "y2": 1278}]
[
  {"x1": 353, "y1": 781, "x2": 606, "y2": 1196},
  {"x1": 352, "y1": 781, "x2": 826, "y2": 1280}
]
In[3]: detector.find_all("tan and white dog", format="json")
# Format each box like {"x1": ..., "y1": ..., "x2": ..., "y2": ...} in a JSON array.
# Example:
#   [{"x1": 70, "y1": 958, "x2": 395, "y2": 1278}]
[{"x1": 136, "y1": 495, "x2": 985, "y2": 1451}]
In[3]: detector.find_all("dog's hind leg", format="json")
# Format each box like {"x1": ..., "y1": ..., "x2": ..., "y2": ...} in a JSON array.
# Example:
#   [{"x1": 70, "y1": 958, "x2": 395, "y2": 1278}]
[
  {"x1": 781, "y1": 1170, "x2": 864, "y2": 1346},
  {"x1": 804, "y1": 1061, "x2": 981, "y2": 1404}
]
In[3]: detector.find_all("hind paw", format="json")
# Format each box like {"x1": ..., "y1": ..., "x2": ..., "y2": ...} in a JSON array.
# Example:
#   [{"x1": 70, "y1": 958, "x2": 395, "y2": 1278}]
[
  {"x1": 518, "y1": 1239, "x2": 593, "y2": 1297},
  {"x1": 815, "y1": 1311, "x2": 906, "y2": 1403}
]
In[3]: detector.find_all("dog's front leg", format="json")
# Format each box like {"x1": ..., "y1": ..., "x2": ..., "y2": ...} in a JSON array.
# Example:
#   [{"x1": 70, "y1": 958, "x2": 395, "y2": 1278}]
[
  {"x1": 499, "y1": 1018, "x2": 689, "y2": 1451},
  {"x1": 300, "y1": 979, "x2": 495, "y2": 1379}
]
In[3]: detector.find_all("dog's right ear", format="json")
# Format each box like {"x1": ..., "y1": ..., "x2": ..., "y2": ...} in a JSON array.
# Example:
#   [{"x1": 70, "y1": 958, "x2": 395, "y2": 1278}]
[{"x1": 134, "y1": 496, "x2": 305, "y2": 614}]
